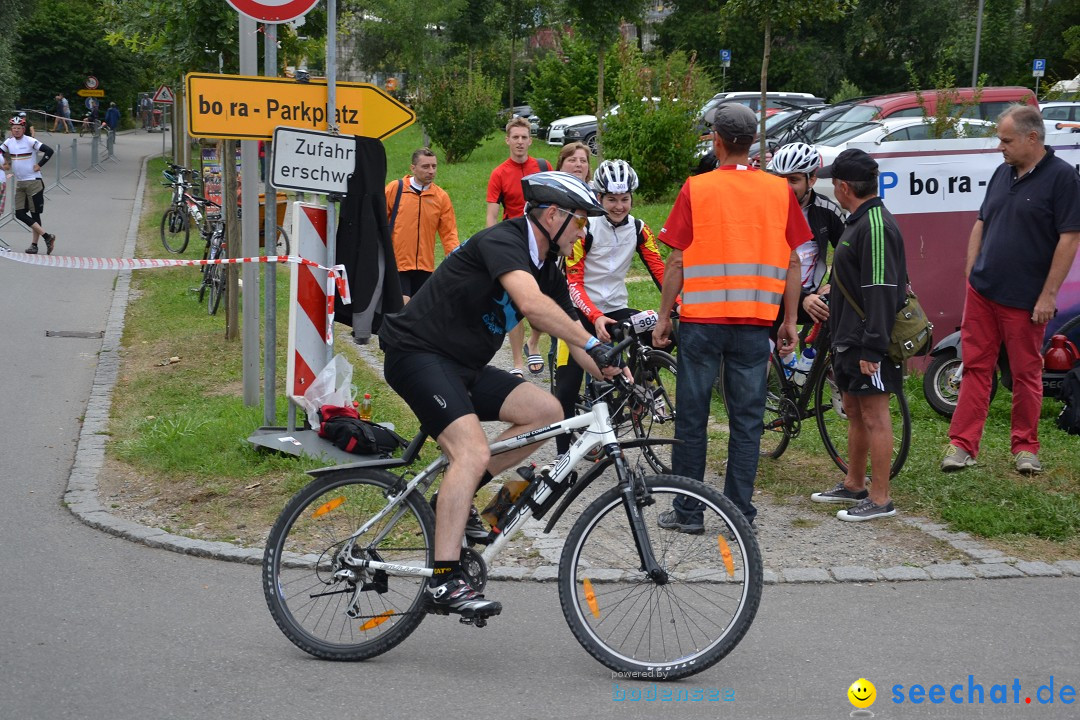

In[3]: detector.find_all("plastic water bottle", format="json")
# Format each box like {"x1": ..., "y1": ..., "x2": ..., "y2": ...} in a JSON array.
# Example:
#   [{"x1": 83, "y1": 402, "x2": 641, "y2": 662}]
[
  {"x1": 480, "y1": 465, "x2": 535, "y2": 527},
  {"x1": 780, "y1": 352, "x2": 798, "y2": 379},
  {"x1": 793, "y1": 347, "x2": 816, "y2": 386},
  {"x1": 359, "y1": 393, "x2": 373, "y2": 421}
]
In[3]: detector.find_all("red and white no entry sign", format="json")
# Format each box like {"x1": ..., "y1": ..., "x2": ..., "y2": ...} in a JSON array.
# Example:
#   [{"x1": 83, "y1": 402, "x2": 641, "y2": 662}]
[{"x1": 225, "y1": 0, "x2": 319, "y2": 22}]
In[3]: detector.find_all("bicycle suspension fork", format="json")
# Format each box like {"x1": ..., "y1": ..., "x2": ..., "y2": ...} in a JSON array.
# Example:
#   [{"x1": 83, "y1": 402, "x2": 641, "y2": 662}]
[{"x1": 610, "y1": 443, "x2": 669, "y2": 585}]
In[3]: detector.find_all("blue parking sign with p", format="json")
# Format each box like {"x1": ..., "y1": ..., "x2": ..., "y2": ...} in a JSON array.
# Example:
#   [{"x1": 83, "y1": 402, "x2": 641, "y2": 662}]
[
  {"x1": 1033, "y1": 59, "x2": 1045, "y2": 71},
  {"x1": 721, "y1": 49, "x2": 731, "y2": 61}
]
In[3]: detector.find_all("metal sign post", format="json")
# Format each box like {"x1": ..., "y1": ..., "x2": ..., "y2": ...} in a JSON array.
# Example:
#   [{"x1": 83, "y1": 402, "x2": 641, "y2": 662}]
[
  {"x1": 720, "y1": 49, "x2": 731, "y2": 92},
  {"x1": 264, "y1": 21, "x2": 279, "y2": 427},
  {"x1": 240, "y1": 14, "x2": 260, "y2": 406},
  {"x1": 325, "y1": 0, "x2": 338, "y2": 372},
  {"x1": 1033, "y1": 59, "x2": 1046, "y2": 98}
]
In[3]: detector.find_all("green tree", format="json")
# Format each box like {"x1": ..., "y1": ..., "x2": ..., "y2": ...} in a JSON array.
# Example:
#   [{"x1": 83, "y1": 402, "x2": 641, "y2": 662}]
[
  {"x1": 491, "y1": 0, "x2": 551, "y2": 109},
  {"x1": 526, "y1": 34, "x2": 606, "y2": 125},
  {"x1": 100, "y1": 0, "x2": 240, "y2": 82},
  {"x1": 604, "y1": 45, "x2": 710, "y2": 198},
  {"x1": 0, "y1": 0, "x2": 32, "y2": 111},
  {"x1": 415, "y1": 67, "x2": 500, "y2": 162},
  {"x1": 721, "y1": 0, "x2": 855, "y2": 142},
  {"x1": 15, "y1": 0, "x2": 144, "y2": 115},
  {"x1": 567, "y1": 1, "x2": 649, "y2": 152}
]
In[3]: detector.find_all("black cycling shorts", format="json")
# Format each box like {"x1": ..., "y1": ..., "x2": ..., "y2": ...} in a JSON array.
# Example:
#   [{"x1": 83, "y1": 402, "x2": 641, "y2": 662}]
[
  {"x1": 383, "y1": 349, "x2": 524, "y2": 438},
  {"x1": 831, "y1": 348, "x2": 903, "y2": 396}
]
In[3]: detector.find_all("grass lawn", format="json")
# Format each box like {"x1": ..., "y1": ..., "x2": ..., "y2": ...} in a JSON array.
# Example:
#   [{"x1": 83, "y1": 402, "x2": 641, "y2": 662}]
[{"x1": 102, "y1": 130, "x2": 1080, "y2": 558}]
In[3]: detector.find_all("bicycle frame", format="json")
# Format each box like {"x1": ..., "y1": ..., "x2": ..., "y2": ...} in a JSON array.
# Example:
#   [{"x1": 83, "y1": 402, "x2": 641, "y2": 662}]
[{"x1": 332, "y1": 397, "x2": 665, "y2": 581}]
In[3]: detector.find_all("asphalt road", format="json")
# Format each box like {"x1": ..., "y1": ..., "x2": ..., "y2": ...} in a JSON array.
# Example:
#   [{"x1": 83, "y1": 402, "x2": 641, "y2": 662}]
[{"x1": 2, "y1": 129, "x2": 1078, "y2": 720}]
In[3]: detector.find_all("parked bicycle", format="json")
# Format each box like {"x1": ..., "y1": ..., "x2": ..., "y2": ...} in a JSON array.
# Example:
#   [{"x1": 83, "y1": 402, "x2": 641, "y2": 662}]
[
  {"x1": 262, "y1": 335, "x2": 762, "y2": 680},
  {"x1": 196, "y1": 212, "x2": 227, "y2": 315},
  {"x1": 713, "y1": 320, "x2": 912, "y2": 479},
  {"x1": 160, "y1": 165, "x2": 207, "y2": 254}
]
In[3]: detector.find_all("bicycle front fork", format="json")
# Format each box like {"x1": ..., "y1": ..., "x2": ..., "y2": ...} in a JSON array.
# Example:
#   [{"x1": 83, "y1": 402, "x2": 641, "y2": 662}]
[{"x1": 611, "y1": 445, "x2": 668, "y2": 585}]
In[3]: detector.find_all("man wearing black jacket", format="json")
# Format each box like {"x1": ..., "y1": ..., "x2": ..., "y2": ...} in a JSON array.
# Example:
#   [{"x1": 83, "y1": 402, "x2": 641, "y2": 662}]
[{"x1": 809, "y1": 149, "x2": 908, "y2": 522}]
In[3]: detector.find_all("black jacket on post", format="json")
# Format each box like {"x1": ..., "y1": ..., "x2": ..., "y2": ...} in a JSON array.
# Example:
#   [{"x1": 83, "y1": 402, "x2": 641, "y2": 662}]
[{"x1": 334, "y1": 136, "x2": 403, "y2": 342}]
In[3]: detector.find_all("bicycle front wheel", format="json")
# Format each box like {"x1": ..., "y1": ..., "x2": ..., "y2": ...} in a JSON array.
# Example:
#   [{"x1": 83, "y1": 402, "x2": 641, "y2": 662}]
[
  {"x1": 815, "y1": 354, "x2": 911, "y2": 479},
  {"x1": 263, "y1": 469, "x2": 435, "y2": 661},
  {"x1": 206, "y1": 264, "x2": 225, "y2": 315},
  {"x1": 559, "y1": 474, "x2": 762, "y2": 680},
  {"x1": 627, "y1": 350, "x2": 677, "y2": 474},
  {"x1": 274, "y1": 225, "x2": 291, "y2": 256},
  {"x1": 160, "y1": 207, "x2": 190, "y2": 253}
]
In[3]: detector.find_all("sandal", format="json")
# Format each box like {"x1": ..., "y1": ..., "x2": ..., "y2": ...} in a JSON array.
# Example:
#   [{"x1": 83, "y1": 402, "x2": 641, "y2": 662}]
[
  {"x1": 509, "y1": 368, "x2": 524, "y2": 378},
  {"x1": 523, "y1": 342, "x2": 545, "y2": 375}
]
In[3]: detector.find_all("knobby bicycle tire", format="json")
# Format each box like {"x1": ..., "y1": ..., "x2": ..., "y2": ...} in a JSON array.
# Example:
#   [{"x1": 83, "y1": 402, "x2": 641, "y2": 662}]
[
  {"x1": 263, "y1": 468, "x2": 435, "y2": 661},
  {"x1": 274, "y1": 225, "x2": 291, "y2": 256},
  {"x1": 558, "y1": 474, "x2": 762, "y2": 680},
  {"x1": 814, "y1": 354, "x2": 911, "y2": 479},
  {"x1": 160, "y1": 206, "x2": 190, "y2": 253}
]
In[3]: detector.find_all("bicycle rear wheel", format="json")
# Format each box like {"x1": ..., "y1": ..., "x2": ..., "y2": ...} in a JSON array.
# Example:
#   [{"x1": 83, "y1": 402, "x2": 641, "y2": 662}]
[
  {"x1": 263, "y1": 468, "x2": 435, "y2": 661},
  {"x1": 559, "y1": 474, "x2": 762, "y2": 680},
  {"x1": 815, "y1": 354, "x2": 911, "y2": 479},
  {"x1": 160, "y1": 207, "x2": 190, "y2": 253},
  {"x1": 712, "y1": 354, "x2": 791, "y2": 459}
]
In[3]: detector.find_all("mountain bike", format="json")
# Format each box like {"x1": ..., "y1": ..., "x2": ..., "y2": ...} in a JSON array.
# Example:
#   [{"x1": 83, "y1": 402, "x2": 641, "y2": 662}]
[
  {"x1": 712, "y1": 321, "x2": 912, "y2": 479},
  {"x1": 160, "y1": 165, "x2": 206, "y2": 254},
  {"x1": 262, "y1": 336, "x2": 762, "y2": 680}
]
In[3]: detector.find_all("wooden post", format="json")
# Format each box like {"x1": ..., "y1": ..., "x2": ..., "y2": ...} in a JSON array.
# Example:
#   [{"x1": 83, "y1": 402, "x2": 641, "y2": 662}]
[{"x1": 223, "y1": 139, "x2": 240, "y2": 340}]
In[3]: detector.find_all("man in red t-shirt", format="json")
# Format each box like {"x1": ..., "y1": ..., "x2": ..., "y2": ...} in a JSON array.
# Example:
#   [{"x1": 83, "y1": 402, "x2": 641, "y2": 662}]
[{"x1": 487, "y1": 116, "x2": 550, "y2": 375}]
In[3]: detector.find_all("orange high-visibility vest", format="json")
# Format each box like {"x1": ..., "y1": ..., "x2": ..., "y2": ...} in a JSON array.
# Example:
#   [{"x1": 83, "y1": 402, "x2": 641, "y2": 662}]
[{"x1": 683, "y1": 169, "x2": 793, "y2": 323}]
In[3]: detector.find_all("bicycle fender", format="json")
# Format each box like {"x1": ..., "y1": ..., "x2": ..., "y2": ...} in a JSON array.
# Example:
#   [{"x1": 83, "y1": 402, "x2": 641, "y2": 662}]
[
  {"x1": 542, "y1": 438, "x2": 679, "y2": 534},
  {"x1": 307, "y1": 455, "x2": 412, "y2": 478}
]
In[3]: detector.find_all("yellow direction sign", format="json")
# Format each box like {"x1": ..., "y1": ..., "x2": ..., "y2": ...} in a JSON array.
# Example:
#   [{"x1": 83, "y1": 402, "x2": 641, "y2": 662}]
[
  {"x1": 185, "y1": 72, "x2": 416, "y2": 140},
  {"x1": 77, "y1": 89, "x2": 105, "y2": 98}
]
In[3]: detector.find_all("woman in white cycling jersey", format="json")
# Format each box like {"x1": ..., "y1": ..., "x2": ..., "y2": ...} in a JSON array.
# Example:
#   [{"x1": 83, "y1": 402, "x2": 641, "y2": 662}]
[{"x1": 552, "y1": 159, "x2": 666, "y2": 454}]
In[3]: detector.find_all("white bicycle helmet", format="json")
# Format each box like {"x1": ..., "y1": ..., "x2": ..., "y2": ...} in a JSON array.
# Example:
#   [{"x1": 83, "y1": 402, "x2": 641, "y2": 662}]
[
  {"x1": 9, "y1": 115, "x2": 26, "y2": 126},
  {"x1": 591, "y1": 159, "x2": 639, "y2": 195},
  {"x1": 522, "y1": 171, "x2": 605, "y2": 217},
  {"x1": 767, "y1": 142, "x2": 821, "y2": 176}
]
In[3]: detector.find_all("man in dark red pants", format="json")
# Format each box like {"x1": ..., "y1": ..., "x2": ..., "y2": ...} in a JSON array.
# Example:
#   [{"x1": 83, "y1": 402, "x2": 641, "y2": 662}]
[{"x1": 942, "y1": 105, "x2": 1080, "y2": 475}]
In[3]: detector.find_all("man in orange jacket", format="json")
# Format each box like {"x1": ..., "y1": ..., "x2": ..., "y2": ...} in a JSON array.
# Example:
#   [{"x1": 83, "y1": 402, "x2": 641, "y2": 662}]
[{"x1": 386, "y1": 148, "x2": 460, "y2": 303}]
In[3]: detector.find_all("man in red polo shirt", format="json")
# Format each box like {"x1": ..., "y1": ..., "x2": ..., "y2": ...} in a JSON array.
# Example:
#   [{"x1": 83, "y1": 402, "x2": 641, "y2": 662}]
[{"x1": 487, "y1": 115, "x2": 551, "y2": 376}]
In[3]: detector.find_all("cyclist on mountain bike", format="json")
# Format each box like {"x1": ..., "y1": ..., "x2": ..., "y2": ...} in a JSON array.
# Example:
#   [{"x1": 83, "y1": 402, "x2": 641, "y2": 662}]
[
  {"x1": 553, "y1": 159, "x2": 666, "y2": 454},
  {"x1": 765, "y1": 142, "x2": 846, "y2": 332},
  {"x1": 378, "y1": 172, "x2": 625, "y2": 618}
]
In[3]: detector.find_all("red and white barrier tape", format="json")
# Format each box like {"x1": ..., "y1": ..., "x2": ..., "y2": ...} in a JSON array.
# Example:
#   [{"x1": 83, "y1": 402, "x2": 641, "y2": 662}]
[{"x1": 0, "y1": 249, "x2": 351, "y2": 344}]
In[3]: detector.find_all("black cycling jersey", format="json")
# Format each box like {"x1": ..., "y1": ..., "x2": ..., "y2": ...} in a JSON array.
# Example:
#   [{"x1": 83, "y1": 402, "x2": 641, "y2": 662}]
[{"x1": 378, "y1": 216, "x2": 576, "y2": 370}]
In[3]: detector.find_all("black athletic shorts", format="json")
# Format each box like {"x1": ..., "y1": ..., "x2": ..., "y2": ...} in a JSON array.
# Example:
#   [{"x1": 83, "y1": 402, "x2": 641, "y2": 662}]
[
  {"x1": 831, "y1": 348, "x2": 903, "y2": 395},
  {"x1": 383, "y1": 349, "x2": 524, "y2": 438},
  {"x1": 398, "y1": 270, "x2": 432, "y2": 298}
]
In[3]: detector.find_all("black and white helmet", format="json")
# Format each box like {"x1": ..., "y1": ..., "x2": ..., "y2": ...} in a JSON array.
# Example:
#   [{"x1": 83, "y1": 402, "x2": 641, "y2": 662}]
[
  {"x1": 767, "y1": 142, "x2": 821, "y2": 176},
  {"x1": 522, "y1": 171, "x2": 605, "y2": 217},
  {"x1": 591, "y1": 159, "x2": 639, "y2": 195}
]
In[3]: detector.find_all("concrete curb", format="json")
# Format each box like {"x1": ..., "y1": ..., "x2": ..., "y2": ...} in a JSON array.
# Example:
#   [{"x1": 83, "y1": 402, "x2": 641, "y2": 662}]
[{"x1": 64, "y1": 155, "x2": 1080, "y2": 585}]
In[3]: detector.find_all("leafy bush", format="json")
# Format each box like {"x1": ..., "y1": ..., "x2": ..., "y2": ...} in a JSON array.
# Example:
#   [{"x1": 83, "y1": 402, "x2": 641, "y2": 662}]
[
  {"x1": 905, "y1": 62, "x2": 989, "y2": 138},
  {"x1": 415, "y1": 69, "x2": 501, "y2": 163},
  {"x1": 525, "y1": 33, "x2": 621, "y2": 125},
  {"x1": 602, "y1": 45, "x2": 710, "y2": 200},
  {"x1": 829, "y1": 78, "x2": 863, "y2": 104}
]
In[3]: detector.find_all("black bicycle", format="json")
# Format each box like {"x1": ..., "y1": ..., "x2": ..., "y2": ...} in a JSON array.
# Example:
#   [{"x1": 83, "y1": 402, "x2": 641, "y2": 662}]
[
  {"x1": 160, "y1": 165, "x2": 206, "y2": 254},
  {"x1": 712, "y1": 322, "x2": 912, "y2": 479}
]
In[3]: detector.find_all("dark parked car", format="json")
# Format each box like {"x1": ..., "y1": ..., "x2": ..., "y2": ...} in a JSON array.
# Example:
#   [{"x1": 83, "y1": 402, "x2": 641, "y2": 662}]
[{"x1": 499, "y1": 104, "x2": 542, "y2": 136}]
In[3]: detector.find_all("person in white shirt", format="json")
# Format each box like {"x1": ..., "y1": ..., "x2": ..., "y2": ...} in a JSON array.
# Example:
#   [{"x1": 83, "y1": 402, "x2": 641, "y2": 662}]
[{"x1": 1, "y1": 116, "x2": 56, "y2": 254}]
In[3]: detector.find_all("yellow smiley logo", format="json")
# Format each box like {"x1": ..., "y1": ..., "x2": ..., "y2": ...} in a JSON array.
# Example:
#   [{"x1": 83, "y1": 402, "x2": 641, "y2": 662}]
[{"x1": 848, "y1": 678, "x2": 876, "y2": 709}]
